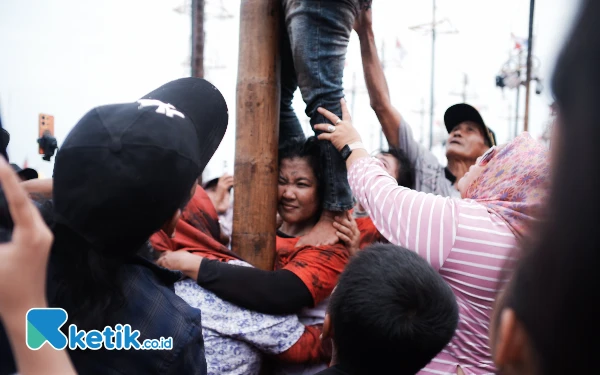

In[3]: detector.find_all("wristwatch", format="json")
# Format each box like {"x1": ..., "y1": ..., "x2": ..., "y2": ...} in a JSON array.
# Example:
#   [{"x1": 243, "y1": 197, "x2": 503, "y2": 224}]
[{"x1": 340, "y1": 141, "x2": 366, "y2": 160}]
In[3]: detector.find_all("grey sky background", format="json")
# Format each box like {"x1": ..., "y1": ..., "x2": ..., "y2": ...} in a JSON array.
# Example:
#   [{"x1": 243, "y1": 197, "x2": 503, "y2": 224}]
[{"x1": 0, "y1": 0, "x2": 580, "y2": 179}]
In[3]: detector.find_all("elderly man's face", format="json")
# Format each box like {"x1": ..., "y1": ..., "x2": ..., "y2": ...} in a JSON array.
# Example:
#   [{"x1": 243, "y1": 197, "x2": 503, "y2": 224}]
[{"x1": 445, "y1": 121, "x2": 489, "y2": 161}]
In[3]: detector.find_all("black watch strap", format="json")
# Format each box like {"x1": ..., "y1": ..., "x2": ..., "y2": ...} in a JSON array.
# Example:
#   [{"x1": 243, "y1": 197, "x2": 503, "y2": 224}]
[{"x1": 340, "y1": 144, "x2": 352, "y2": 160}]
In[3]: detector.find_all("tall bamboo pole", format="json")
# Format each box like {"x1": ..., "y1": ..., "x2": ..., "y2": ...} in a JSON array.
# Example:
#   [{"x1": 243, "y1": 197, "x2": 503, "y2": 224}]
[{"x1": 232, "y1": 0, "x2": 280, "y2": 270}]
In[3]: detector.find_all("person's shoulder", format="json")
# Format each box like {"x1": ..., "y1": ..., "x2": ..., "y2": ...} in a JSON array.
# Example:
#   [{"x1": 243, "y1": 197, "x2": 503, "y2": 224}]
[{"x1": 302, "y1": 242, "x2": 350, "y2": 262}]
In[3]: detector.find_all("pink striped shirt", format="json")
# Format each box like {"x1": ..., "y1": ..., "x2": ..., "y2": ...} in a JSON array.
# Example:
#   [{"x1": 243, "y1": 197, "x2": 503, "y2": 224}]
[{"x1": 349, "y1": 157, "x2": 517, "y2": 375}]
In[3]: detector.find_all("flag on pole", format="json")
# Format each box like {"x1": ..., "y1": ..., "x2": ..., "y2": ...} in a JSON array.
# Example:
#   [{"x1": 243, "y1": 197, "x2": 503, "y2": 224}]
[{"x1": 511, "y1": 33, "x2": 528, "y2": 50}]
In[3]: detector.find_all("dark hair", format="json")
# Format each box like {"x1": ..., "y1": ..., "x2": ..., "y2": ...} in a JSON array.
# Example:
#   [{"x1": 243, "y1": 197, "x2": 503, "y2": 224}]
[
  {"x1": 278, "y1": 136, "x2": 323, "y2": 203},
  {"x1": 203, "y1": 177, "x2": 219, "y2": 191},
  {"x1": 380, "y1": 147, "x2": 415, "y2": 189},
  {"x1": 49, "y1": 224, "x2": 127, "y2": 330},
  {"x1": 0, "y1": 193, "x2": 115, "y2": 330},
  {"x1": 49, "y1": 185, "x2": 194, "y2": 331},
  {"x1": 329, "y1": 243, "x2": 458, "y2": 374},
  {"x1": 504, "y1": 1, "x2": 600, "y2": 374}
]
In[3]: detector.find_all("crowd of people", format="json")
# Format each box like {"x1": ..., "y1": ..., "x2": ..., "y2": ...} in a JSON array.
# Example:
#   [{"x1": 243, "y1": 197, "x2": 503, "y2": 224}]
[{"x1": 0, "y1": 0, "x2": 598, "y2": 374}]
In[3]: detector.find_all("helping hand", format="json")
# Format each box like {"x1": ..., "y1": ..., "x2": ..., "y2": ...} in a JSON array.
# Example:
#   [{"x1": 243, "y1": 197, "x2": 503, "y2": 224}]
[
  {"x1": 353, "y1": 7, "x2": 373, "y2": 34},
  {"x1": 157, "y1": 250, "x2": 203, "y2": 280},
  {"x1": 314, "y1": 99, "x2": 363, "y2": 153},
  {"x1": 333, "y1": 211, "x2": 361, "y2": 257}
]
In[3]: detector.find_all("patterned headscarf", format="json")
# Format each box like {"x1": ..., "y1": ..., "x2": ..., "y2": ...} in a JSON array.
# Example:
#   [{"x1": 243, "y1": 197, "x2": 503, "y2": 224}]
[{"x1": 465, "y1": 132, "x2": 550, "y2": 238}]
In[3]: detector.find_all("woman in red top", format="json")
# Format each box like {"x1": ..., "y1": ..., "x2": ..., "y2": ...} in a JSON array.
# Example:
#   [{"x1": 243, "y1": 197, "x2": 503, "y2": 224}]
[{"x1": 158, "y1": 137, "x2": 349, "y2": 370}]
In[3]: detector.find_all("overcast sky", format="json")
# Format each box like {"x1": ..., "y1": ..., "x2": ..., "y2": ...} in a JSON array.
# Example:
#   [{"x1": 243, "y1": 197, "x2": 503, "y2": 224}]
[{"x1": 0, "y1": 0, "x2": 580, "y2": 178}]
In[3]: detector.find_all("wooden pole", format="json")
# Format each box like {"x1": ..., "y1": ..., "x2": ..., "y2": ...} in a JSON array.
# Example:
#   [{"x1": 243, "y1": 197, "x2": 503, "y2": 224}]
[
  {"x1": 191, "y1": 0, "x2": 205, "y2": 186},
  {"x1": 523, "y1": 0, "x2": 535, "y2": 132},
  {"x1": 232, "y1": 0, "x2": 280, "y2": 270},
  {"x1": 191, "y1": 0, "x2": 205, "y2": 78}
]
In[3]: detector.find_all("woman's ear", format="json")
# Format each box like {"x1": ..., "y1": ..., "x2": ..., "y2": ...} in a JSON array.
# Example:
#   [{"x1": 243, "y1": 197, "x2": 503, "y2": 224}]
[
  {"x1": 162, "y1": 209, "x2": 181, "y2": 238},
  {"x1": 493, "y1": 308, "x2": 530, "y2": 373}
]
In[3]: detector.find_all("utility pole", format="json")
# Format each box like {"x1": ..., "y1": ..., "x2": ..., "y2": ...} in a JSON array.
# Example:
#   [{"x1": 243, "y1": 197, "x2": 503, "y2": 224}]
[
  {"x1": 515, "y1": 48, "x2": 523, "y2": 138},
  {"x1": 191, "y1": 0, "x2": 205, "y2": 78},
  {"x1": 450, "y1": 73, "x2": 475, "y2": 103},
  {"x1": 500, "y1": 102, "x2": 520, "y2": 140},
  {"x1": 508, "y1": 103, "x2": 513, "y2": 139},
  {"x1": 409, "y1": 1, "x2": 457, "y2": 150},
  {"x1": 429, "y1": 0, "x2": 436, "y2": 150},
  {"x1": 380, "y1": 39, "x2": 386, "y2": 150},
  {"x1": 412, "y1": 98, "x2": 427, "y2": 145},
  {"x1": 523, "y1": 0, "x2": 535, "y2": 132}
]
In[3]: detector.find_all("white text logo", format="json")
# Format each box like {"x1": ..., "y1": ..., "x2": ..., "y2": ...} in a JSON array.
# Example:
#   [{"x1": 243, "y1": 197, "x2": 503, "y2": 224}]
[{"x1": 137, "y1": 99, "x2": 185, "y2": 119}]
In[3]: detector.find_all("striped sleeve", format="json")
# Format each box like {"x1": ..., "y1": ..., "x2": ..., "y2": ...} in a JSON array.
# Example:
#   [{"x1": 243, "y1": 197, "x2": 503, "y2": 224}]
[{"x1": 348, "y1": 157, "x2": 458, "y2": 270}]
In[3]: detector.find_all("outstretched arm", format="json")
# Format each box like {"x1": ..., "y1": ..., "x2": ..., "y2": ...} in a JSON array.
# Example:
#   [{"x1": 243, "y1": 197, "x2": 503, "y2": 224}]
[
  {"x1": 316, "y1": 100, "x2": 458, "y2": 270},
  {"x1": 354, "y1": 9, "x2": 402, "y2": 148},
  {"x1": 157, "y1": 251, "x2": 313, "y2": 314}
]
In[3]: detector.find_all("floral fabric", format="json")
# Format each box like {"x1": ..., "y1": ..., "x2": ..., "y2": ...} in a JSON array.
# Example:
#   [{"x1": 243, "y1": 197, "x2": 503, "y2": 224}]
[{"x1": 465, "y1": 132, "x2": 550, "y2": 238}]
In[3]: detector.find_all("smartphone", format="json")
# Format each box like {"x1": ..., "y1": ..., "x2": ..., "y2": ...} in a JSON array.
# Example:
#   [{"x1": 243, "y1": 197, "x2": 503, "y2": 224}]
[{"x1": 38, "y1": 114, "x2": 54, "y2": 154}]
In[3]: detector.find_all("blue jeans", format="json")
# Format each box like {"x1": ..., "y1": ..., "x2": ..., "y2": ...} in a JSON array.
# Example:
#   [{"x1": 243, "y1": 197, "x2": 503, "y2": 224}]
[{"x1": 279, "y1": 0, "x2": 359, "y2": 212}]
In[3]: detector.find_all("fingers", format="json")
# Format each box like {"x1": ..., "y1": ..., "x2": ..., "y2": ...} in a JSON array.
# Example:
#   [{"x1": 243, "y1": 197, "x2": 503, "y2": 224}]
[
  {"x1": 156, "y1": 251, "x2": 171, "y2": 267},
  {"x1": 333, "y1": 220, "x2": 353, "y2": 238},
  {"x1": 316, "y1": 107, "x2": 340, "y2": 124},
  {"x1": 334, "y1": 214, "x2": 353, "y2": 228},
  {"x1": 317, "y1": 132, "x2": 332, "y2": 142},
  {"x1": 345, "y1": 211, "x2": 356, "y2": 227},
  {"x1": 219, "y1": 175, "x2": 234, "y2": 187},
  {"x1": 336, "y1": 231, "x2": 351, "y2": 245},
  {"x1": 0, "y1": 157, "x2": 38, "y2": 232},
  {"x1": 340, "y1": 98, "x2": 352, "y2": 121},
  {"x1": 346, "y1": 211, "x2": 360, "y2": 234},
  {"x1": 314, "y1": 124, "x2": 331, "y2": 133}
]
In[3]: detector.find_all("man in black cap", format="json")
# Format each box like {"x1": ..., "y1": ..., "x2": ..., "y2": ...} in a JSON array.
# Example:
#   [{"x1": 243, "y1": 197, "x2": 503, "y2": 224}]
[
  {"x1": 354, "y1": 8, "x2": 495, "y2": 197},
  {"x1": 0, "y1": 77, "x2": 228, "y2": 375}
]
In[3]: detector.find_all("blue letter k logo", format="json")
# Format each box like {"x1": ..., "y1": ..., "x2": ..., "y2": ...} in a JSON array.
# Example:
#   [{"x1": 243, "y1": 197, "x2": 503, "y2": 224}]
[{"x1": 26, "y1": 308, "x2": 68, "y2": 350}]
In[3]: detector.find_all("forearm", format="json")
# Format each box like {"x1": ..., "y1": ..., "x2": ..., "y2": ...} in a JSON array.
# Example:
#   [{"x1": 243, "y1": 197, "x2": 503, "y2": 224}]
[
  {"x1": 347, "y1": 157, "x2": 456, "y2": 269},
  {"x1": 21, "y1": 178, "x2": 53, "y2": 202},
  {"x1": 196, "y1": 260, "x2": 313, "y2": 314},
  {"x1": 3, "y1": 306, "x2": 75, "y2": 375},
  {"x1": 357, "y1": 28, "x2": 401, "y2": 148}
]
